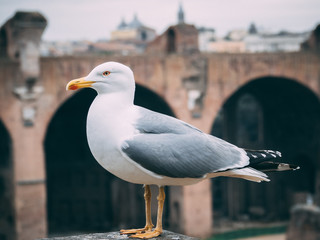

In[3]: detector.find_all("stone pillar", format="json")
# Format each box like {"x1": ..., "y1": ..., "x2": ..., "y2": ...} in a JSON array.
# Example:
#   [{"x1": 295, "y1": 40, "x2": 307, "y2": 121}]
[
  {"x1": 183, "y1": 180, "x2": 213, "y2": 238},
  {"x1": 11, "y1": 121, "x2": 47, "y2": 240},
  {"x1": 0, "y1": 11, "x2": 47, "y2": 240},
  {"x1": 169, "y1": 186, "x2": 184, "y2": 233},
  {"x1": 1, "y1": 11, "x2": 47, "y2": 127}
]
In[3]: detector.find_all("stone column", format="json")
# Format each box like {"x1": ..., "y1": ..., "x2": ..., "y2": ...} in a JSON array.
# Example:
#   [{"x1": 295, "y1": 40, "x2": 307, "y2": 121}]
[
  {"x1": 0, "y1": 11, "x2": 47, "y2": 240},
  {"x1": 11, "y1": 119, "x2": 47, "y2": 240},
  {"x1": 183, "y1": 180, "x2": 213, "y2": 238}
]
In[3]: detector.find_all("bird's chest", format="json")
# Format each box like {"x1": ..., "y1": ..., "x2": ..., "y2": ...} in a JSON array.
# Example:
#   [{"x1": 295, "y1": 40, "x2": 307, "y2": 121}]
[{"x1": 86, "y1": 101, "x2": 138, "y2": 166}]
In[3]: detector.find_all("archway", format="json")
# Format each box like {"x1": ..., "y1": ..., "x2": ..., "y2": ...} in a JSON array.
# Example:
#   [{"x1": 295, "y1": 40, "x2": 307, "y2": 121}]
[
  {"x1": 167, "y1": 28, "x2": 176, "y2": 54},
  {"x1": 211, "y1": 77, "x2": 320, "y2": 225},
  {"x1": 0, "y1": 119, "x2": 15, "y2": 240},
  {"x1": 45, "y1": 84, "x2": 175, "y2": 236}
]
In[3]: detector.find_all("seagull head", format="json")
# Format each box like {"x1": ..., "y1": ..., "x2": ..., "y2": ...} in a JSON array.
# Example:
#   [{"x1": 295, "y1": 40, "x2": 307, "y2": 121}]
[{"x1": 66, "y1": 62, "x2": 135, "y2": 95}]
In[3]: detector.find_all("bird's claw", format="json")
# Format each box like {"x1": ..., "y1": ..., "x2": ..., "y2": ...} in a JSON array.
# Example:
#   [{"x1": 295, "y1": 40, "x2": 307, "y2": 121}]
[
  {"x1": 129, "y1": 229, "x2": 162, "y2": 239},
  {"x1": 120, "y1": 228, "x2": 144, "y2": 235},
  {"x1": 120, "y1": 225, "x2": 153, "y2": 235}
]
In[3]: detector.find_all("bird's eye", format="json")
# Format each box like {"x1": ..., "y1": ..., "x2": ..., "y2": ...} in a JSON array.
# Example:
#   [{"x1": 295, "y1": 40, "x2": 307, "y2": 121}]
[{"x1": 102, "y1": 71, "x2": 111, "y2": 76}]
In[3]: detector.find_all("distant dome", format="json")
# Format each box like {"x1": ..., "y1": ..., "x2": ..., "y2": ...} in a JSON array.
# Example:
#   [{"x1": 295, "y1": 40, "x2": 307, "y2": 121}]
[
  {"x1": 248, "y1": 23, "x2": 258, "y2": 34},
  {"x1": 117, "y1": 18, "x2": 127, "y2": 30},
  {"x1": 128, "y1": 14, "x2": 143, "y2": 29}
]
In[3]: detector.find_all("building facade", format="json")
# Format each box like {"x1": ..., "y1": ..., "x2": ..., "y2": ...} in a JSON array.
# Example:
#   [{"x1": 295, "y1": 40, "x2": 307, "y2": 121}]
[
  {"x1": 110, "y1": 14, "x2": 156, "y2": 53},
  {"x1": 203, "y1": 23, "x2": 311, "y2": 53},
  {"x1": 245, "y1": 31, "x2": 310, "y2": 53}
]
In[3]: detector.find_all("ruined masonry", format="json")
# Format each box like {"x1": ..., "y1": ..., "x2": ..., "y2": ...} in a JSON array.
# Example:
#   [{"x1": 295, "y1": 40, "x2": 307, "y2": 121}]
[{"x1": 0, "y1": 11, "x2": 320, "y2": 240}]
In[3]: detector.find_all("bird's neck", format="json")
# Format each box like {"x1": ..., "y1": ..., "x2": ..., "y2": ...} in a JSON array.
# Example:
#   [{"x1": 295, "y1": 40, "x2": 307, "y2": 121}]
[
  {"x1": 93, "y1": 91, "x2": 134, "y2": 112},
  {"x1": 87, "y1": 91, "x2": 137, "y2": 149}
]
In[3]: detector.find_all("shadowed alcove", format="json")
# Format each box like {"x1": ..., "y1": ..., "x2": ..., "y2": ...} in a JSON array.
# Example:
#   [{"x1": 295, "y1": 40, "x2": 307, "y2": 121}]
[
  {"x1": 0, "y1": 119, "x2": 15, "y2": 240},
  {"x1": 211, "y1": 77, "x2": 320, "y2": 225},
  {"x1": 167, "y1": 28, "x2": 176, "y2": 53},
  {"x1": 45, "y1": 85, "x2": 175, "y2": 236}
]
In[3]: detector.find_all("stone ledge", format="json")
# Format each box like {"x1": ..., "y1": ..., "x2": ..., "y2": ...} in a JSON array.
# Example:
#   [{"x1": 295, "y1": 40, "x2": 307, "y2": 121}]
[{"x1": 39, "y1": 230, "x2": 199, "y2": 240}]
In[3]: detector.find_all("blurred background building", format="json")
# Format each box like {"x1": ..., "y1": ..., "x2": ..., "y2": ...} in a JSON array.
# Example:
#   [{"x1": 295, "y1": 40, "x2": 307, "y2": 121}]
[{"x1": 0, "y1": 3, "x2": 320, "y2": 240}]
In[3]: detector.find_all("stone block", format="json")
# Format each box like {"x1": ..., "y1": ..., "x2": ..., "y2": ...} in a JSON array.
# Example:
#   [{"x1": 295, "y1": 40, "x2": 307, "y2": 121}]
[
  {"x1": 286, "y1": 204, "x2": 320, "y2": 240},
  {"x1": 39, "y1": 230, "x2": 199, "y2": 240}
]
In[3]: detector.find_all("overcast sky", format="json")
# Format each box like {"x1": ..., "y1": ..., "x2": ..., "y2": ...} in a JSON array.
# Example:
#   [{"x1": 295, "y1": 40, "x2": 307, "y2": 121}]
[{"x1": 0, "y1": 0, "x2": 319, "y2": 41}]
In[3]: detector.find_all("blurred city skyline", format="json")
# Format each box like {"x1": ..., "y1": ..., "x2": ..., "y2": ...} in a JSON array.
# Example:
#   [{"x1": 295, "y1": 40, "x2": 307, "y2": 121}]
[{"x1": 1, "y1": 0, "x2": 320, "y2": 41}]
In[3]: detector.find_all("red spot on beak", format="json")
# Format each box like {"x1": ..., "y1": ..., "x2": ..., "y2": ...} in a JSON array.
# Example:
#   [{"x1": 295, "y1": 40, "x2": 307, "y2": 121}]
[{"x1": 69, "y1": 85, "x2": 78, "y2": 90}]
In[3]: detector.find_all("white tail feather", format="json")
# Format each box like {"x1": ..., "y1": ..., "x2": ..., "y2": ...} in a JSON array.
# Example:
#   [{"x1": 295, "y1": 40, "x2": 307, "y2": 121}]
[
  {"x1": 208, "y1": 167, "x2": 270, "y2": 182},
  {"x1": 229, "y1": 167, "x2": 270, "y2": 182}
]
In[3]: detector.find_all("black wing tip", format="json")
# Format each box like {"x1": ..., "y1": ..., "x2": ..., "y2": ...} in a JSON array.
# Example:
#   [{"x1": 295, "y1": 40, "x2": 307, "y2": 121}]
[
  {"x1": 246, "y1": 149, "x2": 282, "y2": 161},
  {"x1": 275, "y1": 163, "x2": 300, "y2": 171},
  {"x1": 290, "y1": 164, "x2": 300, "y2": 171},
  {"x1": 253, "y1": 162, "x2": 300, "y2": 172},
  {"x1": 246, "y1": 149, "x2": 301, "y2": 172}
]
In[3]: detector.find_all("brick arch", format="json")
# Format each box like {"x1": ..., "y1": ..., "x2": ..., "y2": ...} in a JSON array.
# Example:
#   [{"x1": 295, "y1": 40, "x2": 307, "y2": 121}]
[
  {"x1": 223, "y1": 75, "x2": 320, "y2": 106},
  {"x1": 205, "y1": 52, "x2": 320, "y2": 124},
  {"x1": 0, "y1": 119, "x2": 15, "y2": 240},
  {"x1": 208, "y1": 74, "x2": 320, "y2": 136},
  {"x1": 210, "y1": 76, "x2": 320, "y2": 224},
  {"x1": 212, "y1": 75, "x2": 320, "y2": 166}
]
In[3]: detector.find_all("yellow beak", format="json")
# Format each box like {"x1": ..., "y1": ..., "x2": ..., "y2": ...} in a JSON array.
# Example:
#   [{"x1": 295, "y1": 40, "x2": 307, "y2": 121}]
[{"x1": 66, "y1": 77, "x2": 96, "y2": 91}]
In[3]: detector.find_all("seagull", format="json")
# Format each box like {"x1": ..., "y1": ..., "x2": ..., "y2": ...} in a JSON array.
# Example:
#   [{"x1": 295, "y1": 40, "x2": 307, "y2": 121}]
[{"x1": 66, "y1": 62, "x2": 299, "y2": 239}]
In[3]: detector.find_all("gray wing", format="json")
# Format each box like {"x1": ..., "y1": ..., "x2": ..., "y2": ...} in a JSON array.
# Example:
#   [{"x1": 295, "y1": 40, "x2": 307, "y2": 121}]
[
  {"x1": 122, "y1": 108, "x2": 249, "y2": 178},
  {"x1": 133, "y1": 106, "x2": 202, "y2": 134}
]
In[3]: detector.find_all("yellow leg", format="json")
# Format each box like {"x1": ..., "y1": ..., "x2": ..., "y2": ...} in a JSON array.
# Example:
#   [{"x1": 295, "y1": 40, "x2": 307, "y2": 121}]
[
  {"x1": 130, "y1": 186, "x2": 165, "y2": 239},
  {"x1": 144, "y1": 185, "x2": 154, "y2": 230},
  {"x1": 120, "y1": 185, "x2": 154, "y2": 235}
]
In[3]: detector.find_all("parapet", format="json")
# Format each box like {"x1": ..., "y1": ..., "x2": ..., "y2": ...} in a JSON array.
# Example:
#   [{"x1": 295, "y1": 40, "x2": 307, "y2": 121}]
[{"x1": 39, "y1": 230, "x2": 199, "y2": 240}]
